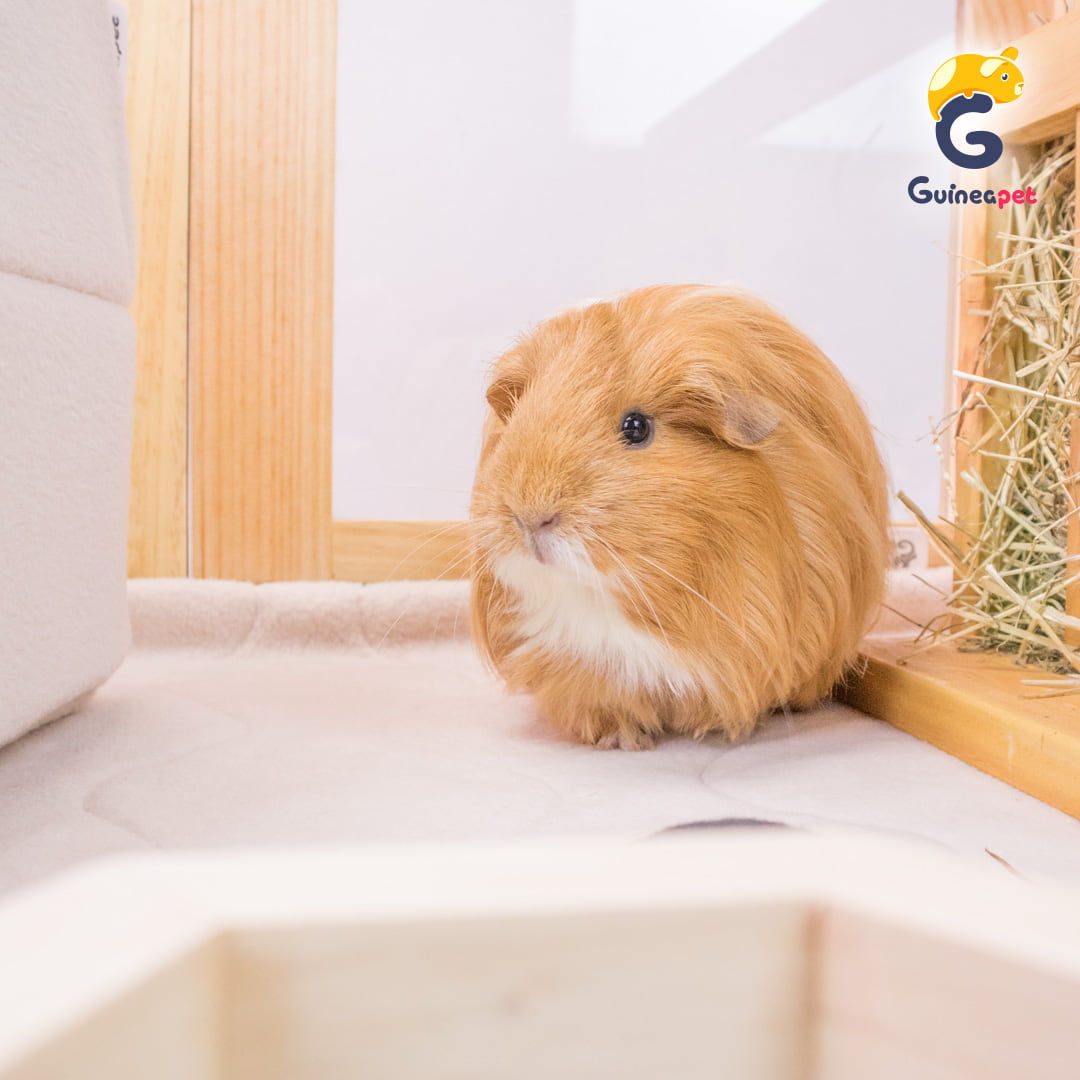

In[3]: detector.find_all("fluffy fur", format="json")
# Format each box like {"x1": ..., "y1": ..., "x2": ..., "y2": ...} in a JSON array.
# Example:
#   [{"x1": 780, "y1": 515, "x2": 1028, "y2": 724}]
[{"x1": 470, "y1": 285, "x2": 890, "y2": 749}]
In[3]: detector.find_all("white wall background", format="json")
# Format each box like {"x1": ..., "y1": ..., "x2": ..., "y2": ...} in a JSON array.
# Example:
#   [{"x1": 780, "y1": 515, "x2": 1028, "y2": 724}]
[{"x1": 334, "y1": 0, "x2": 954, "y2": 521}]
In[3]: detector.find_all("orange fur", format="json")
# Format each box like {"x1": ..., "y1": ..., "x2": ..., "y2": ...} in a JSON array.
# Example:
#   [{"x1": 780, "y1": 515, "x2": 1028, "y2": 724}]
[{"x1": 470, "y1": 285, "x2": 890, "y2": 749}]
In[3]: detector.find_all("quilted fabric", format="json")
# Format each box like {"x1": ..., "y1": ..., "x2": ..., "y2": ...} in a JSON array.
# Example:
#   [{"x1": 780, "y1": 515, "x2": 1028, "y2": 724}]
[
  {"x1": 0, "y1": 271, "x2": 134, "y2": 744},
  {"x1": 0, "y1": 0, "x2": 135, "y2": 746},
  {"x1": 2, "y1": 572, "x2": 1079, "y2": 896}
]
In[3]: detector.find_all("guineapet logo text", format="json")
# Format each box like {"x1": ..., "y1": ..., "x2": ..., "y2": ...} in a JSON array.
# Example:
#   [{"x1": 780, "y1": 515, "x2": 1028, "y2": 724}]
[
  {"x1": 908, "y1": 46, "x2": 1033, "y2": 208},
  {"x1": 908, "y1": 177, "x2": 1036, "y2": 208}
]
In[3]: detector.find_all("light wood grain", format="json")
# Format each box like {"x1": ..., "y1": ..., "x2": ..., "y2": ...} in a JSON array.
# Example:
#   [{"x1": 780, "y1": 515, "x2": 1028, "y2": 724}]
[
  {"x1": 1066, "y1": 112, "x2": 1080, "y2": 647},
  {"x1": 957, "y1": 0, "x2": 1064, "y2": 53},
  {"x1": 946, "y1": 2, "x2": 1076, "y2": 608},
  {"x1": 4, "y1": 841, "x2": 1080, "y2": 1080},
  {"x1": 943, "y1": 3, "x2": 1004, "y2": 559},
  {"x1": 125, "y1": 0, "x2": 190, "y2": 578},
  {"x1": 946, "y1": 148, "x2": 1022, "y2": 574},
  {"x1": 222, "y1": 908, "x2": 806, "y2": 1080},
  {"x1": 945, "y1": 163, "x2": 993, "y2": 534},
  {"x1": 819, "y1": 906, "x2": 1080, "y2": 1080},
  {"x1": 1068, "y1": 391, "x2": 1080, "y2": 647},
  {"x1": 334, "y1": 521, "x2": 935, "y2": 582},
  {"x1": 839, "y1": 638, "x2": 1080, "y2": 819},
  {"x1": 332, "y1": 520, "x2": 472, "y2": 582},
  {"x1": 1000, "y1": 8, "x2": 1080, "y2": 143},
  {"x1": 189, "y1": 0, "x2": 336, "y2": 582},
  {"x1": 5, "y1": 947, "x2": 220, "y2": 1080}
]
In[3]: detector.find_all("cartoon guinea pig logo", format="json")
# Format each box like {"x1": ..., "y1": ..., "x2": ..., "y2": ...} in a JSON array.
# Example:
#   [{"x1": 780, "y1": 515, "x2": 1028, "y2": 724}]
[
  {"x1": 928, "y1": 47, "x2": 1024, "y2": 121},
  {"x1": 928, "y1": 46, "x2": 1023, "y2": 168}
]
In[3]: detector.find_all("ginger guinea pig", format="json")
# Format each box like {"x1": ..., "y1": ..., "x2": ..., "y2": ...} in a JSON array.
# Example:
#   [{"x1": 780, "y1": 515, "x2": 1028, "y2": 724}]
[{"x1": 469, "y1": 285, "x2": 889, "y2": 750}]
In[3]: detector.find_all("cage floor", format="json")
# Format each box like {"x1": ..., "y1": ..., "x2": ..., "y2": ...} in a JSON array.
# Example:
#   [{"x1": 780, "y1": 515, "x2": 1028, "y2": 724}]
[{"x1": 2, "y1": 572, "x2": 1079, "y2": 896}]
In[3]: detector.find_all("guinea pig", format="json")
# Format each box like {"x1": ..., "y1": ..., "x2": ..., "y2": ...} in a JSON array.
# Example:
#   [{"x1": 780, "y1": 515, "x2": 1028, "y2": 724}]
[{"x1": 469, "y1": 285, "x2": 890, "y2": 750}]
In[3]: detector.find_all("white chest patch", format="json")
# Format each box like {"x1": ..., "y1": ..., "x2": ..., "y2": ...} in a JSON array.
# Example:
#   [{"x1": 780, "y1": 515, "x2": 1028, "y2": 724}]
[{"x1": 494, "y1": 550, "x2": 695, "y2": 695}]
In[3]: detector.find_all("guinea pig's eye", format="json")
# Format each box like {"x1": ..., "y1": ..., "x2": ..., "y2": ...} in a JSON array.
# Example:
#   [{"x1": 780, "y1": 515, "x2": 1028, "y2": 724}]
[
  {"x1": 619, "y1": 410, "x2": 654, "y2": 447},
  {"x1": 1001, "y1": 72, "x2": 1009, "y2": 80}
]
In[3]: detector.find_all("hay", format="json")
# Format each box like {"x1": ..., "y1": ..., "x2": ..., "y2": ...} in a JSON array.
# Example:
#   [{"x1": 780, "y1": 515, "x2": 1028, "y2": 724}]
[{"x1": 901, "y1": 133, "x2": 1080, "y2": 689}]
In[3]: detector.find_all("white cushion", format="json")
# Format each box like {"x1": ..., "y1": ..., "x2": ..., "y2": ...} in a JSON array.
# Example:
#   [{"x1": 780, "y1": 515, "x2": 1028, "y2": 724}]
[
  {"x1": 0, "y1": 1, "x2": 134, "y2": 305},
  {"x1": 0, "y1": 272, "x2": 134, "y2": 744},
  {"x1": 0, "y1": 1, "x2": 135, "y2": 746}
]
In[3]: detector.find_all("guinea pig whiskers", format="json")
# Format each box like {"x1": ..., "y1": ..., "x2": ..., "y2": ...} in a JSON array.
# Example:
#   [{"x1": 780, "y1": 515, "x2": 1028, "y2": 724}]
[
  {"x1": 586, "y1": 530, "x2": 676, "y2": 658},
  {"x1": 436, "y1": 548, "x2": 478, "y2": 642},
  {"x1": 377, "y1": 520, "x2": 474, "y2": 585},
  {"x1": 636, "y1": 554, "x2": 792, "y2": 710},
  {"x1": 636, "y1": 555, "x2": 748, "y2": 643},
  {"x1": 517, "y1": 527, "x2": 598, "y2": 584},
  {"x1": 371, "y1": 533, "x2": 479, "y2": 651}
]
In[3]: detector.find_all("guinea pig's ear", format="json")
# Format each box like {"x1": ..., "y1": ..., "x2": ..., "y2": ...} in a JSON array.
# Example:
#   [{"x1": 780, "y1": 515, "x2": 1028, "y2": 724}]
[
  {"x1": 674, "y1": 373, "x2": 780, "y2": 448},
  {"x1": 485, "y1": 373, "x2": 523, "y2": 422},
  {"x1": 485, "y1": 350, "x2": 531, "y2": 422},
  {"x1": 716, "y1": 388, "x2": 781, "y2": 449}
]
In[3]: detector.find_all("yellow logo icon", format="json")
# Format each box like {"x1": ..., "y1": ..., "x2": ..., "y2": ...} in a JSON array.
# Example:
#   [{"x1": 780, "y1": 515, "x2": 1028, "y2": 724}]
[{"x1": 927, "y1": 46, "x2": 1024, "y2": 121}]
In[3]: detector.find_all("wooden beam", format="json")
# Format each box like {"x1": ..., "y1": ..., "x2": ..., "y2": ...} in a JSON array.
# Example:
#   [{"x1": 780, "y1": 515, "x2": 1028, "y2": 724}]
[
  {"x1": 839, "y1": 640, "x2": 1080, "y2": 820},
  {"x1": 7, "y1": 842, "x2": 1080, "y2": 1078},
  {"x1": 1000, "y1": 9, "x2": 1080, "y2": 144},
  {"x1": 125, "y1": 0, "x2": 190, "y2": 578},
  {"x1": 332, "y1": 521, "x2": 930, "y2": 584},
  {"x1": 884, "y1": 8, "x2": 1080, "y2": 810},
  {"x1": 957, "y1": 0, "x2": 1064, "y2": 53},
  {"x1": 189, "y1": 0, "x2": 335, "y2": 581},
  {"x1": 945, "y1": 167, "x2": 993, "y2": 533},
  {"x1": 1069, "y1": 419, "x2": 1080, "y2": 646},
  {"x1": 947, "y1": 1, "x2": 1064, "y2": 592},
  {"x1": 946, "y1": 1, "x2": 1010, "y2": 545},
  {"x1": 1067, "y1": 109, "x2": 1080, "y2": 648},
  {"x1": 332, "y1": 520, "x2": 472, "y2": 582}
]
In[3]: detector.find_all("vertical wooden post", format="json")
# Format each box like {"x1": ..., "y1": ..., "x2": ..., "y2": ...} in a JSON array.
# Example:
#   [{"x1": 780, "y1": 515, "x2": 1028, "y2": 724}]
[
  {"x1": 1066, "y1": 111, "x2": 1080, "y2": 646},
  {"x1": 189, "y1": 0, "x2": 336, "y2": 581},
  {"x1": 946, "y1": 1, "x2": 1005, "y2": 554},
  {"x1": 948, "y1": 0, "x2": 1061, "y2": 564},
  {"x1": 945, "y1": 173, "x2": 992, "y2": 535},
  {"x1": 125, "y1": 0, "x2": 191, "y2": 578}
]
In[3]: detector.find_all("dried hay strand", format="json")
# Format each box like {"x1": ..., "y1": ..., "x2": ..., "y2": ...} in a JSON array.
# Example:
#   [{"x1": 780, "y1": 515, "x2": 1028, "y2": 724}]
[{"x1": 901, "y1": 133, "x2": 1080, "y2": 691}]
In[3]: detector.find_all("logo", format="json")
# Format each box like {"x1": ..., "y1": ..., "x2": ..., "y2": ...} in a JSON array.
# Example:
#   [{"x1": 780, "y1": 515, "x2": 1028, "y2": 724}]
[
  {"x1": 928, "y1": 47, "x2": 1024, "y2": 168},
  {"x1": 906, "y1": 46, "x2": 1035, "y2": 210}
]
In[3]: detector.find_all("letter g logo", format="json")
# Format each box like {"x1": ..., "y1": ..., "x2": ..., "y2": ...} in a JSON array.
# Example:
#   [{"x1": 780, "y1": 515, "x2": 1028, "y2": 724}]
[
  {"x1": 927, "y1": 47, "x2": 1024, "y2": 170},
  {"x1": 936, "y1": 93, "x2": 1001, "y2": 169}
]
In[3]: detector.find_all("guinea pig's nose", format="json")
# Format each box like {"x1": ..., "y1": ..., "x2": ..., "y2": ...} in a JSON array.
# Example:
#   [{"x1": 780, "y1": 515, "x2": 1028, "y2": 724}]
[{"x1": 513, "y1": 511, "x2": 561, "y2": 535}]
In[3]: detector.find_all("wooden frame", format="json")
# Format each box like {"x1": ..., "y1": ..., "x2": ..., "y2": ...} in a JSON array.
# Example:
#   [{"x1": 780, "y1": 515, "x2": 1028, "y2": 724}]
[
  {"x1": 841, "y1": 1, "x2": 1080, "y2": 819},
  {"x1": 332, "y1": 520, "x2": 471, "y2": 583},
  {"x1": 123, "y1": 0, "x2": 1078, "y2": 814},
  {"x1": 124, "y1": 0, "x2": 459, "y2": 585},
  {"x1": 188, "y1": 0, "x2": 336, "y2": 582},
  {"x1": 126, "y1": 0, "x2": 336, "y2": 583},
  {"x1": 125, "y1": 0, "x2": 190, "y2": 578},
  {"x1": 4, "y1": 835, "x2": 1080, "y2": 1079}
]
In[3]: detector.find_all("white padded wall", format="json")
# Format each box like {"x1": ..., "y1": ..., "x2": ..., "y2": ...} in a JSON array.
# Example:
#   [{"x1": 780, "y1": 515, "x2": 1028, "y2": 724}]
[
  {"x1": 0, "y1": 273, "x2": 135, "y2": 736},
  {"x1": 0, "y1": 1, "x2": 135, "y2": 302},
  {"x1": 0, "y1": 1, "x2": 136, "y2": 745}
]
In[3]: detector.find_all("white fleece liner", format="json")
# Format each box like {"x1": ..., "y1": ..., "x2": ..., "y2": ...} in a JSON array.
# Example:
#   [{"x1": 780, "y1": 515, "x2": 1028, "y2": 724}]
[{"x1": 2, "y1": 569, "x2": 1079, "y2": 895}]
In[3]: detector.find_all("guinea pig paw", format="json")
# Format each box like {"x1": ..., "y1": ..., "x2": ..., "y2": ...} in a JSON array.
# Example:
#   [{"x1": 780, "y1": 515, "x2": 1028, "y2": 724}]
[{"x1": 595, "y1": 728, "x2": 657, "y2": 752}]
